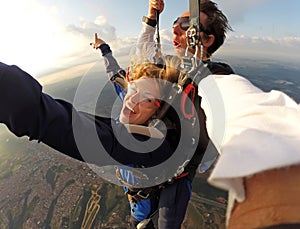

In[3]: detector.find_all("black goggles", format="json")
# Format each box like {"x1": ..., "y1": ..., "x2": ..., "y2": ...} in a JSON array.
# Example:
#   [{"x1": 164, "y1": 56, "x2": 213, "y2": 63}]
[
  {"x1": 173, "y1": 16, "x2": 190, "y2": 31},
  {"x1": 173, "y1": 16, "x2": 211, "y2": 34}
]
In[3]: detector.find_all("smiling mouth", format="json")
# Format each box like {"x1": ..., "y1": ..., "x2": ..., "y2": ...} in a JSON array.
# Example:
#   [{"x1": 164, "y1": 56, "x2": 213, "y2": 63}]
[
  {"x1": 125, "y1": 106, "x2": 136, "y2": 114},
  {"x1": 173, "y1": 40, "x2": 180, "y2": 48}
]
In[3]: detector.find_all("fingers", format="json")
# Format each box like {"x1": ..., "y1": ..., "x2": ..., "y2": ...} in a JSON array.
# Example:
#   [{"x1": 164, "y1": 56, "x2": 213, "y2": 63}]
[
  {"x1": 90, "y1": 42, "x2": 97, "y2": 49},
  {"x1": 90, "y1": 33, "x2": 106, "y2": 49},
  {"x1": 150, "y1": 0, "x2": 164, "y2": 12},
  {"x1": 90, "y1": 33, "x2": 98, "y2": 49},
  {"x1": 90, "y1": 33, "x2": 97, "y2": 49}
]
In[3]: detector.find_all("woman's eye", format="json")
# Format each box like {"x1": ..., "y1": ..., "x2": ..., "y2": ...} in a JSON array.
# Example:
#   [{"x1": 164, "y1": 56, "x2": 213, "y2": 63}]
[{"x1": 142, "y1": 95, "x2": 153, "y2": 103}]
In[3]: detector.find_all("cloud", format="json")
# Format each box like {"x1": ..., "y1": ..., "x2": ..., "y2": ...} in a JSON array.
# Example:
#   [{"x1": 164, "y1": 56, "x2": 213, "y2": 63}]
[
  {"x1": 0, "y1": 0, "x2": 65, "y2": 75},
  {"x1": 67, "y1": 16, "x2": 117, "y2": 42},
  {"x1": 0, "y1": 0, "x2": 95, "y2": 76},
  {"x1": 219, "y1": 35, "x2": 300, "y2": 62},
  {"x1": 0, "y1": 0, "x2": 132, "y2": 77},
  {"x1": 66, "y1": 16, "x2": 137, "y2": 66},
  {"x1": 160, "y1": 29, "x2": 173, "y2": 43},
  {"x1": 215, "y1": 0, "x2": 271, "y2": 24}
]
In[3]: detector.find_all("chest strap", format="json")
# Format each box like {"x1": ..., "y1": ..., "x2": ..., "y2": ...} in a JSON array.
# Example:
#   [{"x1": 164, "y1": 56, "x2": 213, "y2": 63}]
[{"x1": 122, "y1": 172, "x2": 189, "y2": 204}]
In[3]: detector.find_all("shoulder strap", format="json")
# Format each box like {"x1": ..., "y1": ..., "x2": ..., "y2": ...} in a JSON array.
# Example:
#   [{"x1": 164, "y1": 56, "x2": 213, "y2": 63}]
[
  {"x1": 124, "y1": 124, "x2": 164, "y2": 139},
  {"x1": 204, "y1": 60, "x2": 235, "y2": 75},
  {"x1": 110, "y1": 69, "x2": 128, "y2": 90}
]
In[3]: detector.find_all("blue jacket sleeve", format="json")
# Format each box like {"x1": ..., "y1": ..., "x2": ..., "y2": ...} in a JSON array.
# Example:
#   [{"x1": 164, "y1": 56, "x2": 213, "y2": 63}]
[
  {"x1": 0, "y1": 62, "x2": 172, "y2": 167},
  {"x1": 99, "y1": 44, "x2": 127, "y2": 100}
]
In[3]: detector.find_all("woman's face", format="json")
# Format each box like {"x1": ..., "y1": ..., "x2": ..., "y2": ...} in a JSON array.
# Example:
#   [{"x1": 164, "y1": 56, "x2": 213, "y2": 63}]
[{"x1": 120, "y1": 78, "x2": 161, "y2": 125}]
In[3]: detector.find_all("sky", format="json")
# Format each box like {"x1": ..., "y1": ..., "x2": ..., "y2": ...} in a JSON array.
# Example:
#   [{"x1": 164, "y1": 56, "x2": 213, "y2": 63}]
[{"x1": 0, "y1": 0, "x2": 300, "y2": 77}]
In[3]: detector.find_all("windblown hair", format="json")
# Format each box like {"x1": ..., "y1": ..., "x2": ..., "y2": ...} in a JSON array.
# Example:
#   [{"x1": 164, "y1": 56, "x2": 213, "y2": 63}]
[
  {"x1": 130, "y1": 55, "x2": 181, "y2": 84},
  {"x1": 201, "y1": 0, "x2": 233, "y2": 56},
  {"x1": 128, "y1": 55, "x2": 183, "y2": 101}
]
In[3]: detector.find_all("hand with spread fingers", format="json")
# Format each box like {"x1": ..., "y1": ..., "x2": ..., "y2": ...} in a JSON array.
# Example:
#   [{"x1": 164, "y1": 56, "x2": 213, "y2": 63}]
[{"x1": 90, "y1": 33, "x2": 105, "y2": 49}]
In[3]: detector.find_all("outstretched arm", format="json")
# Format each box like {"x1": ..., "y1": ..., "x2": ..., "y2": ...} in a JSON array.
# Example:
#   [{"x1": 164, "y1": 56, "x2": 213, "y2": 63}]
[
  {"x1": 0, "y1": 62, "x2": 83, "y2": 160},
  {"x1": 0, "y1": 62, "x2": 172, "y2": 167}
]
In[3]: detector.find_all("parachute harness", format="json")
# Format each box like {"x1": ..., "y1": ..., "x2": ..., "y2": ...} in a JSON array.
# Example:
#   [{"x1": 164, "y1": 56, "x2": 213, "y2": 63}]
[{"x1": 149, "y1": 0, "x2": 212, "y2": 181}]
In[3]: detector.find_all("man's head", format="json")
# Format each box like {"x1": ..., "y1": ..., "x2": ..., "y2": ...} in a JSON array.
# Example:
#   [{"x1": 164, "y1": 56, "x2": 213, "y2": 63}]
[{"x1": 172, "y1": 0, "x2": 232, "y2": 59}]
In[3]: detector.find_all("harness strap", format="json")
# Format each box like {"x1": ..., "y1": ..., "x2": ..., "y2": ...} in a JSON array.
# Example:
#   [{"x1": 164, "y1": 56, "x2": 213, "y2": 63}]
[
  {"x1": 153, "y1": 83, "x2": 182, "y2": 123},
  {"x1": 126, "y1": 186, "x2": 160, "y2": 204},
  {"x1": 116, "y1": 165, "x2": 189, "y2": 204},
  {"x1": 181, "y1": 83, "x2": 196, "y2": 119},
  {"x1": 125, "y1": 171, "x2": 190, "y2": 204},
  {"x1": 122, "y1": 172, "x2": 190, "y2": 229},
  {"x1": 174, "y1": 171, "x2": 189, "y2": 180},
  {"x1": 124, "y1": 124, "x2": 164, "y2": 139},
  {"x1": 155, "y1": 9, "x2": 161, "y2": 54},
  {"x1": 152, "y1": 10, "x2": 165, "y2": 68},
  {"x1": 186, "y1": 0, "x2": 201, "y2": 53},
  {"x1": 110, "y1": 69, "x2": 128, "y2": 90},
  {"x1": 184, "y1": 0, "x2": 203, "y2": 67}
]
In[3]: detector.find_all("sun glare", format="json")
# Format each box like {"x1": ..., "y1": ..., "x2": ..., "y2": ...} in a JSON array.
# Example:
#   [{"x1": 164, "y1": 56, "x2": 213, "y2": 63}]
[{"x1": 0, "y1": 0, "x2": 89, "y2": 76}]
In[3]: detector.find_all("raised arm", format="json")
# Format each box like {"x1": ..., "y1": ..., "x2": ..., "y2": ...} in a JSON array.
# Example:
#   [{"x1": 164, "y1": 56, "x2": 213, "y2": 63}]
[
  {"x1": 90, "y1": 33, "x2": 127, "y2": 99},
  {"x1": 136, "y1": 0, "x2": 164, "y2": 61},
  {"x1": 90, "y1": 33, "x2": 123, "y2": 80}
]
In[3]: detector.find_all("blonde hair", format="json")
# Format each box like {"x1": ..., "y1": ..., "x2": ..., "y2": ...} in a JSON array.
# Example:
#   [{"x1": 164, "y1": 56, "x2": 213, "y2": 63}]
[{"x1": 130, "y1": 55, "x2": 182, "y2": 84}]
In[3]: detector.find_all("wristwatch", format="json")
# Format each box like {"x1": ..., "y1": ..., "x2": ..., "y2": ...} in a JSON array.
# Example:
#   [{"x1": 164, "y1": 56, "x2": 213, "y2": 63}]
[{"x1": 142, "y1": 16, "x2": 157, "y2": 27}]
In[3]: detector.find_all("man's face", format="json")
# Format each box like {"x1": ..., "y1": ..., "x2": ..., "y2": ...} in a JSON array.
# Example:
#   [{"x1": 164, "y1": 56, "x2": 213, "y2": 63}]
[
  {"x1": 172, "y1": 12, "x2": 209, "y2": 58},
  {"x1": 119, "y1": 78, "x2": 161, "y2": 125}
]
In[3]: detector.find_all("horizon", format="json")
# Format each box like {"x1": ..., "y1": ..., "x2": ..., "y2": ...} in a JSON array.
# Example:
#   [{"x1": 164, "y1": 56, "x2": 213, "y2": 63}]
[{"x1": 0, "y1": 0, "x2": 300, "y2": 77}]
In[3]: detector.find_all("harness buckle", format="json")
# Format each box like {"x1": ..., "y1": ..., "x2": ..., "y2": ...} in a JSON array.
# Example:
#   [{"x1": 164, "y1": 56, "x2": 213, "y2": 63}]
[
  {"x1": 137, "y1": 190, "x2": 150, "y2": 199},
  {"x1": 175, "y1": 160, "x2": 190, "y2": 177},
  {"x1": 186, "y1": 27, "x2": 199, "y2": 49},
  {"x1": 182, "y1": 56, "x2": 195, "y2": 70}
]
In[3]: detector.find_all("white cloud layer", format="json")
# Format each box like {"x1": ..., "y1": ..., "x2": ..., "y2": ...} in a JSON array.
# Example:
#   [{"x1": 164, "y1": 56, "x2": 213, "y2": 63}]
[
  {"x1": 220, "y1": 35, "x2": 300, "y2": 62},
  {"x1": 215, "y1": 0, "x2": 271, "y2": 24}
]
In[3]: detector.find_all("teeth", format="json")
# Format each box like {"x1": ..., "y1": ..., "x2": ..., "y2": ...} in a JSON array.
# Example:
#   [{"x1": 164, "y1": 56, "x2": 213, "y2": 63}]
[{"x1": 128, "y1": 107, "x2": 135, "y2": 113}]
